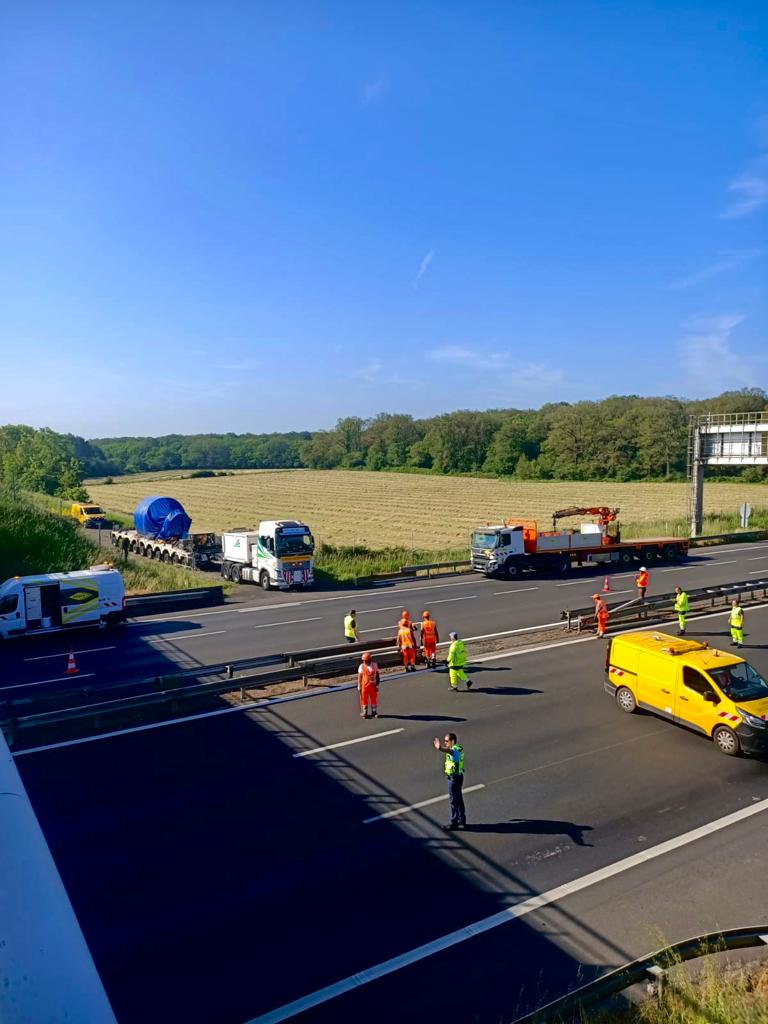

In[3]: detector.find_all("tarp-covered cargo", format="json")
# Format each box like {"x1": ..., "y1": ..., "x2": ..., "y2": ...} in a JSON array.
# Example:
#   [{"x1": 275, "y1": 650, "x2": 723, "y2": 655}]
[{"x1": 133, "y1": 496, "x2": 192, "y2": 540}]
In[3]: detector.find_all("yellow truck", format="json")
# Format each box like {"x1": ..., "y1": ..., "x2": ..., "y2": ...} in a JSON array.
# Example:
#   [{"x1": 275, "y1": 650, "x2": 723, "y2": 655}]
[
  {"x1": 68, "y1": 502, "x2": 109, "y2": 529},
  {"x1": 605, "y1": 632, "x2": 768, "y2": 756}
]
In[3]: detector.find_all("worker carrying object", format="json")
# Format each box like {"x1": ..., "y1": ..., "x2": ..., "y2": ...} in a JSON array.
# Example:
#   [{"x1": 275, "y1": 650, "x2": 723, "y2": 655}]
[
  {"x1": 357, "y1": 652, "x2": 380, "y2": 718},
  {"x1": 592, "y1": 593, "x2": 609, "y2": 639},
  {"x1": 344, "y1": 609, "x2": 358, "y2": 643},
  {"x1": 398, "y1": 620, "x2": 417, "y2": 672},
  {"x1": 420, "y1": 611, "x2": 439, "y2": 668},
  {"x1": 674, "y1": 587, "x2": 689, "y2": 635},
  {"x1": 729, "y1": 599, "x2": 744, "y2": 648},
  {"x1": 635, "y1": 567, "x2": 649, "y2": 602},
  {"x1": 447, "y1": 631, "x2": 473, "y2": 691}
]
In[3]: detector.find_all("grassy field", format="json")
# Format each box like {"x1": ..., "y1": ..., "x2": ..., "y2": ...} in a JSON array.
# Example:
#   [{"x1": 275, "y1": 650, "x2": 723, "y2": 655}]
[{"x1": 87, "y1": 470, "x2": 768, "y2": 550}]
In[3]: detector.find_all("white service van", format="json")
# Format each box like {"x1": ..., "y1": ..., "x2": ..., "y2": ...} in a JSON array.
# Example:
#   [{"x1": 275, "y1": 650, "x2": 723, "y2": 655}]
[{"x1": 0, "y1": 566, "x2": 125, "y2": 640}]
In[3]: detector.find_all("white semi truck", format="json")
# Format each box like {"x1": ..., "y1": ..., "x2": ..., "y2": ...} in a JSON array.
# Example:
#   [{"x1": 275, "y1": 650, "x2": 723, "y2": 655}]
[{"x1": 220, "y1": 521, "x2": 314, "y2": 590}]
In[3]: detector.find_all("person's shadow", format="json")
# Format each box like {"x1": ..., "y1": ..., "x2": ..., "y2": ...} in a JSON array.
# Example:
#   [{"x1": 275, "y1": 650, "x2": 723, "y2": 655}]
[{"x1": 465, "y1": 819, "x2": 594, "y2": 846}]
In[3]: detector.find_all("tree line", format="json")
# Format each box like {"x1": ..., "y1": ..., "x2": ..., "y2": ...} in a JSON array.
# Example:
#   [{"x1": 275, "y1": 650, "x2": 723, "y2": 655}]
[{"x1": 1, "y1": 388, "x2": 766, "y2": 498}]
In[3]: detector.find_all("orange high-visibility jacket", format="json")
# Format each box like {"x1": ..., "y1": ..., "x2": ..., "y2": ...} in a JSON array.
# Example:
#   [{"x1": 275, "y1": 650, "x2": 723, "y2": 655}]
[
  {"x1": 421, "y1": 620, "x2": 438, "y2": 644},
  {"x1": 358, "y1": 662, "x2": 380, "y2": 687},
  {"x1": 636, "y1": 571, "x2": 649, "y2": 588}
]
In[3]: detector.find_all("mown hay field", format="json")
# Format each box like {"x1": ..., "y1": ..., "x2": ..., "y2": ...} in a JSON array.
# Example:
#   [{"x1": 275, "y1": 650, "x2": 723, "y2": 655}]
[{"x1": 86, "y1": 471, "x2": 768, "y2": 549}]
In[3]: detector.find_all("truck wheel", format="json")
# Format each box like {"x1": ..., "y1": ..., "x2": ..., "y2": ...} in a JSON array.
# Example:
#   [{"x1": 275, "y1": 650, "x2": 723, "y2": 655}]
[
  {"x1": 555, "y1": 555, "x2": 570, "y2": 575},
  {"x1": 171, "y1": 553, "x2": 179, "y2": 565},
  {"x1": 130, "y1": 540, "x2": 138, "y2": 553},
  {"x1": 259, "y1": 570, "x2": 271, "y2": 591},
  {"x1": 503, "y1": 559, "x2": 521, "y2": 578},
  {"x1": 162, "y1": 551, "x2": 171, "y2": 563},
  {"x1": 713, "y1": 725, "x2": 740, "y2": 756},
  {"x1": 220, "y1": 562, "x2": 231, "y2": 581},
  {"x1": 229, "y1": 564, "x2": 241, "y2": 583},
  {"x1": 615, "y1": 686, "x2": 637, "y2": 714},
  {"x1": 663, "y1": 545, "x2": 679, "y2": 562},
  {"x1": 641, "y1": 549, "x2": 657, "y2": 564},
  {"x1": 618, "y1": 551, "x2": 633, "y2": 566}
]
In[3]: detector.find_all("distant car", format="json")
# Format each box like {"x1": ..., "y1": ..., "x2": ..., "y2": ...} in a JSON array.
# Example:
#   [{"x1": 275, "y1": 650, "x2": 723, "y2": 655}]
[{"x1": 68, "y1": 502, "x2": 109, "y2": 528}]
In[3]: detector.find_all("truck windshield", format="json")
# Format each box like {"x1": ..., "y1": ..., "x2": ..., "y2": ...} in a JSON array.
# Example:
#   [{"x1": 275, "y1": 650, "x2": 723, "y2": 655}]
[
  {"x1": 709, "y1": 662, "x2": 768, "y2": 703},
  {"x1": 276, "y1": 533, "x2": 314, "y2": 556},
  {"x1": 83, "y1": 506, "x2": 104, "y2": 514},
  {"x1": 471, "y1": 531, "x2": 499, "y2": 549}
]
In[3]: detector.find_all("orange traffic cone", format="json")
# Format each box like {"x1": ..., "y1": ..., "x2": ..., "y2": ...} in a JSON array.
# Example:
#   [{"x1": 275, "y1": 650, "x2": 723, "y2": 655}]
[
  {"x1": 65, "y1": 650, "x2": 79, "y2": 675},
  {"x1": 602, "y1": 575, "x2": 610, "y2": 593}
]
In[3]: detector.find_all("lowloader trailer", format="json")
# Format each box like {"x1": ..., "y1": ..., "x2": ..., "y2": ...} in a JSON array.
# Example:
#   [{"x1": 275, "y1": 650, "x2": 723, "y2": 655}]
[{"x1": 471, "y1": 506, "x2": 689, "y2": 578}]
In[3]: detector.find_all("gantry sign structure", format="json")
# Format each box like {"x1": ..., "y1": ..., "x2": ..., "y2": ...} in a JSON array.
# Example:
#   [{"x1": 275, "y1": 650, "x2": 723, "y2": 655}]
[{"x1": 688, "y1": 411, "x2": 768, "y2": 535}]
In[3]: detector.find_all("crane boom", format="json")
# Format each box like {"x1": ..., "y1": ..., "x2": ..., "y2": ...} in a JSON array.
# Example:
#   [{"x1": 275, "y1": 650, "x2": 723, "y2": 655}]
[{"x1": 552, "y1": 506, "x2": 620, "y2": 529}]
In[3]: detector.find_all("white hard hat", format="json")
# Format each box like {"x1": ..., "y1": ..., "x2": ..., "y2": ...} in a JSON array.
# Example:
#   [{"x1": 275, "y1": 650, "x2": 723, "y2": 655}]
[
  {"x1": 639, "y1": 566, "x2": 646, "y2": 571},
  {"x1": 449, "y1": 631, "x2": 458, "y2": 640}
]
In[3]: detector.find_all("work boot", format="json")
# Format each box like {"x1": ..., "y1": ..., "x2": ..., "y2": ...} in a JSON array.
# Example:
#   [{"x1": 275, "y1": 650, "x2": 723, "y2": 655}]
[
  {"x1": 441, "y1": 824, "x2": 458, "y2": 831},
  {"x1": 360, "y1": 711, "x2": 367, "y2": 718},
  {"x1": 371, "y1": 709, "x2": 378, "y2": 717},
  {"x1": 466, "y1": 679, "x2": 473, "y2": 690}
]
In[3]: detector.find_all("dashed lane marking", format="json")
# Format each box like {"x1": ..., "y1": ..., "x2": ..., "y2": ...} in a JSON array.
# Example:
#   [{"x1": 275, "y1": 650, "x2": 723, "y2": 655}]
[
  {"x1": 147, "y1": 631, "x2": 227, "y2": 643},
  {"x1": 363, "y1": 784, "x2": 486, "y2": 824},
  {"x1": 294, "y1": 729, "x2": 404, "y2": 758},
  {"x1": 253, "y1": 617, "x2": 323, "y2": 629},
  {"x1": 491, "y1": 587, "x2": 539, "y2": 596}
]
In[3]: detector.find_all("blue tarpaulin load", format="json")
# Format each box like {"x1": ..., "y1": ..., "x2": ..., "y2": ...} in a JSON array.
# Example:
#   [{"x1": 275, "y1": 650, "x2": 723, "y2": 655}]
[{"x1": 133, "y1": 496, "x2": 192, "y2": 540}]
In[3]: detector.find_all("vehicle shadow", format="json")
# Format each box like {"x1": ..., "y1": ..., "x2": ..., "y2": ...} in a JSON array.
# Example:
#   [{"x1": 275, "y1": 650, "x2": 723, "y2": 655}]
[
  {"x1": 466, "y1": 819, "x2": 594, "y2": 847},
  {"x1": 380, "y1": 714, "x2": 467, "y2": 722},
  {"x1": 470, "y1": 686, "x2": 543, "y2": 696}
]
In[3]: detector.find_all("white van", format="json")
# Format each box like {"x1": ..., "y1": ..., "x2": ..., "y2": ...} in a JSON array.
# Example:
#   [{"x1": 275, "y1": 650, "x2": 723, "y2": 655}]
[{"x1": 0, "y1": 566, "x2": 125, "y2": 640}]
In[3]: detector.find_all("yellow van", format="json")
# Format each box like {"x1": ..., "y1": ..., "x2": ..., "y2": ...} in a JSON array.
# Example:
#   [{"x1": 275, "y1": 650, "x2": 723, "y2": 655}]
[
  {"x1": 68, "y1": 503, "x2": 108, "y2": 528},
  {"x1": 605, "y1": 632, "x2": 768, "y2": 756}
]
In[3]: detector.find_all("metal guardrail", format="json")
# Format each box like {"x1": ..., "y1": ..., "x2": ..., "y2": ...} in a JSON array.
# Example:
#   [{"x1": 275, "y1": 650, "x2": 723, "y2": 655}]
[
  {"x1": 563, "y1": 577, "x2": 768, "y2": 631},
  {"x1": 399, "y1": 559, "x2": 472, "y2": 577},
  {"x1": 511, "y1": 925, "x2": 768, "y2": 1023},
  {"x1": 691, "y1": 529, "x2": 768, "y2": 546},
  {"x1": 125, "y1": 585, "x2": 224, "y2": 615}
]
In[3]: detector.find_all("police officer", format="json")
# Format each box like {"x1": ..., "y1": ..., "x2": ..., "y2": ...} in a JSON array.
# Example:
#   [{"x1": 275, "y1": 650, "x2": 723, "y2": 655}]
[
  {"x1": 674, "y1": 586, "x2": 689, "y2": 635},
  {"x1": 433, "y1": 732, "x2": 466, "y2": 831}
]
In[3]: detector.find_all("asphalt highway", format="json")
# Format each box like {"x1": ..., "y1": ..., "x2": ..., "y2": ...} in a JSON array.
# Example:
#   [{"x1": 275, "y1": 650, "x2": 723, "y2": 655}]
[
  {"x1": 14, "y1": 605, "x2": 768, "y2": 1024},
  {"x1": 2, "y1": 541, "x2": 768, "y2": 700}
]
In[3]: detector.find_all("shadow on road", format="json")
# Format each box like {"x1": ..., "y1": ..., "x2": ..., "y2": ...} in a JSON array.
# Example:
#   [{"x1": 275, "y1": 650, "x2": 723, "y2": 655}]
[
  {"x1": 466, "y1": 818, "x2": 594, "y2": 846},
  {"x1": 380, "y1": 713, "x2": 467, "y2": 722},
  {"x1": 471, "y1": 685, "x2": 543, "y2": 696}
]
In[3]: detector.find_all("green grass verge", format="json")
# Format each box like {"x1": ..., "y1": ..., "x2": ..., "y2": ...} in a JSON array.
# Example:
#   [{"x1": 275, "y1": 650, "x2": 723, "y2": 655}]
[
  {"x1": 314, "y1": 543, "x2": 467, "y2": 583},
  {"x1": 2, "y1": 491, "x2": 224, "y2": 595},
  {"x1": 621, "y1": 510, "x2": 768, "y2": 539}
]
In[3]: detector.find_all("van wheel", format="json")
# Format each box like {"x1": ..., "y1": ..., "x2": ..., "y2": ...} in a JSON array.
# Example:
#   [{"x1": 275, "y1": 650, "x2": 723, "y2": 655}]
[
  {"x1": 713, "y1": 725, "x2": 740, "y2": 756},
  {"x1": 615, "y1": 686, "x2": 637, "y2": 714},
  {"x1": 259, "y1": 570, "x2": 271, "y2": 591}
]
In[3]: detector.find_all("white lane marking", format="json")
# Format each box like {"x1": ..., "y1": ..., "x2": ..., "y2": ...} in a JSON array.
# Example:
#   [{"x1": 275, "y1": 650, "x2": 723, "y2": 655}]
[
  {"x1": 358, "y1": 627, "x2": 397, "y2": 634},
  {"x1": 1, "y1": 673, "x2": 96, "y2": 692},
  {"x1": 253, "y1": 617, "x2": 323, "y2": 629},
  {"x1": 363, "y1": 784, "x2": 486, "y2": 824},
  {"x1": 293, "y1": 729, "x2": 404, "y2": 758},
  {"x1": 147, "y1": 630, "x2": 226, "y2": 643},
  {"x1": 251, "y1": 798, "x2": 768, "y2": 1024},
  {"x1": 24, "y1": 646, "x2": 116, "y2": 662},
  {"x1": 709, "y1": 560, "x2": 738, "y2": 566},
  {"x1": 237, "y1": 602, "x2": 301, "y2": 614},
  {"x1": 748, "y1": 570, "x2": 768, "y2": 576},
  {"x1": 555, "y1": 580, "x2": 592, "y2": 587},
  {"x1": 749, "y1": 555, "x2": 768, "y2": 561},
  {"x1": 358, "y1": 605, "x2": 410, "y2": 615},
  {"x1": 17, "y1": 604, "x2": 768, "y2": 755},
  {"x1": 491, "y1": 587, "x2": 539, "y2": 596},
  {"x1": 371, "y1": 579, "x2": 480, "y2": 593},
  {"x1": 428, "y1": 596, "x2": 476, "y2": 605}
]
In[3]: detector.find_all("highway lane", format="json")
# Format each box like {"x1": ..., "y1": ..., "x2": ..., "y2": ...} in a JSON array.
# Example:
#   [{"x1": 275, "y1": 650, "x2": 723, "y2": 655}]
[
  {"x1": 14, "y1": 608, "x2": 768, "y2": 1023},
  {"x1": 2, "y1": 540, "x2": 767, "y2": 696}
]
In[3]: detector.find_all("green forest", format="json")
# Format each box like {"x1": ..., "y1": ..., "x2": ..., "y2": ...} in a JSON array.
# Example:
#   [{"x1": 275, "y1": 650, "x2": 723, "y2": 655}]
[{"x1": 1, "y1": 388, "x2": 766, "y2": 498}]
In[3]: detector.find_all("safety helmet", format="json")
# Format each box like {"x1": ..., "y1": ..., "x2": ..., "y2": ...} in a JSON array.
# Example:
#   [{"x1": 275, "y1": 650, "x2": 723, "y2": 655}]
[
  {"x1": 449, "y1": 631, "x2": 458, "y2": 640},
  {"x1": 639, "y1": 566, "x2": 646, "y2": 572},
  {"x1": 401, "y1": 610, "x2": 410, "y2": 619},
  {"x1": 422, "y1": 610, "x2": 430, "y2": 619},
  {"x1": 361, "y1": 651, "x2": 371, "y2": 661},
  {"x1": 592, "y1": 593, "x2": 600, "y2": 600}
]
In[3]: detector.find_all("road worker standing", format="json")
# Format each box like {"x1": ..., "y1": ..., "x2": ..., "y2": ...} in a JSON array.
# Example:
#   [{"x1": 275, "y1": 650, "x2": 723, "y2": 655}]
[
  {"x1": 674, "y1": 586, "x2": 689, "y2": 635},
  {"x1": 433, "y1": 732, "x2": 466, "y2": 830},
  {"x1": 592, "y1": 593, "x2": 609, "y2": 639},
  {"x1": 420, "y1": 611, "x2": 439, "y2": 668},
  {"x1": 397, "y1": 617, "x2": 417, "y2": 672},
  {"x1": 634, "y1": 566, "x2": 649, "y2": 602},
  {"x1": 357, "y1": 652, "x2": 380, "y2": 718},
  {"x1": 446, "y1": 631, "x2": 472, "y2": 691},
  {"x1": 344, "y1": 609, "x2": 358, "y2": 643},
  {"x1": 729, "y1": 598, "x2": 745, "y2": 648}
]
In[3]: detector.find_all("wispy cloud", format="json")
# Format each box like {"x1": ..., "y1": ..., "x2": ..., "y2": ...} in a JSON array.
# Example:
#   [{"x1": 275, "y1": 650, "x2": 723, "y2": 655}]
[
  {"x1": 426, "y1": 345, "x2": 563, "y2": 386},
  {"x1": 679, "y1": 313, "x2": 759, "y2": 390},
  {"x1": 720, "y1": 155, "x2": 768, "y2": 219},
  {"x1": 413, "y1": 249, "x2": 435, "y2": 288},
  {"x1": 355, "y1": 358, "x2": 383, "y2": 383},
  {"x1": 670, "y1": 249, "x2": 762, "y2": 290},
  {"x1": 360, "y1": 75, "x2": 387, "y2": 107}
]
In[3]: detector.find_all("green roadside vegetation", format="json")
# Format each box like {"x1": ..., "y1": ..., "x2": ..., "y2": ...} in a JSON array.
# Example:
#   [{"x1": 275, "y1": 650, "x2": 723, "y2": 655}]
[
  {"x1": 621, "y1": 510, "x2": 768, "y2": 538},
  {"x1": 313, "y1": 543, "x2": 467, "y2": 583},
  {"x1": 0, "y1": 491, "x2": 223, "y2": 595}
]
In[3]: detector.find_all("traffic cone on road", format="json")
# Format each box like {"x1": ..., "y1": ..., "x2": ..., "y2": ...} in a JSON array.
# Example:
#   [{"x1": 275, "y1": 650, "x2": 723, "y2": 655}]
[
  {"x1": 65, "y1": 650, "x2": 79, "y2": 675},
  {"x1": 602, "y1": 576, "x2": 610, "y2": 593}
]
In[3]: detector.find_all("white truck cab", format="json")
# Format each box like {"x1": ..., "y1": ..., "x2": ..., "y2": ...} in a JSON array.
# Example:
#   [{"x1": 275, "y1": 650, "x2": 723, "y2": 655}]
[
  {"x1": 0, "y1": 566, "x2": 125, "y2": 640},
  {"x1": 221, "y1": 520, "x2": 314, "y2": 590}
]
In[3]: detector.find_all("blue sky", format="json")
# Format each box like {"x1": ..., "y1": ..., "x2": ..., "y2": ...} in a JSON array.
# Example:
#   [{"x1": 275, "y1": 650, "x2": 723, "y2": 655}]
[{"x1": 1, "y1": 1, "x2": 766, "y2": 436}]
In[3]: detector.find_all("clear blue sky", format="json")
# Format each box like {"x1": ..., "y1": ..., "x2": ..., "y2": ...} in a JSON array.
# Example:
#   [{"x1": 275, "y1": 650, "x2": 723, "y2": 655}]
[{"x1": 1, "y1": 1, "x2": 766, "y2": 437}]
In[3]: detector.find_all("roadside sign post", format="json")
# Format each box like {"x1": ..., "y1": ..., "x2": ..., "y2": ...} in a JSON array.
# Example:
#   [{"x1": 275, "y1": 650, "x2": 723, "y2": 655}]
[{"x1": 739, "y1": 502, "x2": 752, "y2": 529}]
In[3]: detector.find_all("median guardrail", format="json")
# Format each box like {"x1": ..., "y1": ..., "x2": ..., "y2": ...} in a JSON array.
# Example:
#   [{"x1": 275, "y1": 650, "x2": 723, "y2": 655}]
[
  {"x1": 562, "y1": 576, "x2": 768, "y2": 632},
  {"x1": 125, "y1": 585, "x2": 224, "y2": 616},
  {"x1": 511, "y1": 925, "x2": 768, "y2": 1023},
  {"x1": 691, "y1": 528, "x2": 768, "y2": 547}
]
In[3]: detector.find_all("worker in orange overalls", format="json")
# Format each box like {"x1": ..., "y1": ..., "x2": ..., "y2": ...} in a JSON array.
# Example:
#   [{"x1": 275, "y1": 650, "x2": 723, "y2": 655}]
[
  {"x1": 635, "y1": 566, "x2": 649, "y2": 602},
  {"x1": 592, "y1": 593, "x2": 609, "y2": 639},
  {"x1": 357, "y1": 652, "x2": 380, "y2": 718},
  {"x1": 397, "y1": 618, "x2": 417, "y2": 672},
  {"x1": 420, "y1": 611, "x2": 439, "y2": 668}
]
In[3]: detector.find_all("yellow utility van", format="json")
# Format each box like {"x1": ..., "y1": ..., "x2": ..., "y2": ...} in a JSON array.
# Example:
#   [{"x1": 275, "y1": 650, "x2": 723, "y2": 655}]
[
  {"x1": 68, "y1": 503, "x2": 108, "y2": 528},
  {"x1": 605, "y1": 632, "x2": 768, "y2": 756}
]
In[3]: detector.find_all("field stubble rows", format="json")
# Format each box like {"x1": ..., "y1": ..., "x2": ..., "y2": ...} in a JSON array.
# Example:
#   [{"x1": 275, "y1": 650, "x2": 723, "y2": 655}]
[{"x1": 87, "y1": 470, "x2": 768, "y2": 549}]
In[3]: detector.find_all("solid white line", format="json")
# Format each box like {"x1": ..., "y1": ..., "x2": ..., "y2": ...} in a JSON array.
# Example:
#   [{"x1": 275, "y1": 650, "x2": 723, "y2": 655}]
[
  {"x1": 1, "y1": 673, "x2": 96, "y2": 692},
  {"x1": 363, "y1": 784, "x2": 486, "y2": 824},
  {"x1": 253, "y1": 617, "x2": 323, "y2": 629},
  {"x1": 24, "y1": 646, "x2": 116, "y2": 662},
  {"x1": 293, "y1": 729, "x2": 404, "y2": 758},
  {"x1": 491, "y1": 587, "x2": 539, "y2": 596},
  {"x1": 147, "y1": 630, "x2": 226, "y2": 643},
  {"x1": 251, "y1": 797, "x2": 768, "y2": 1023}
]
